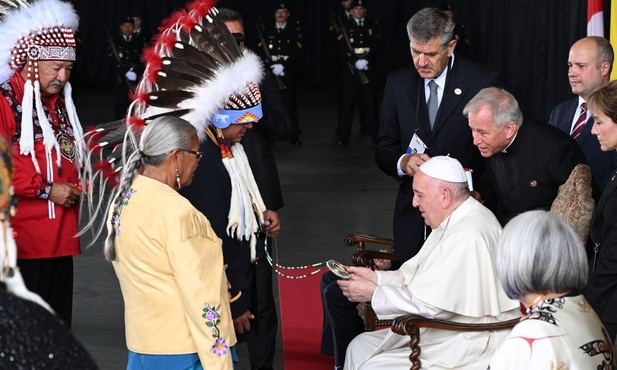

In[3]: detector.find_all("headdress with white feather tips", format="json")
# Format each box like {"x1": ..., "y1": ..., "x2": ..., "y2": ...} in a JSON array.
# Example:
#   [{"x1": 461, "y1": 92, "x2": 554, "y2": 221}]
[
  {"x1": 0, "y1": 0, "x2": 83, "y2": 223},
  {"x1": 0, "y1": 0, "x2": 82, "y2": 174},
  {"x1": 87, "y1": 0, "x2": 267, "y2": 261}
]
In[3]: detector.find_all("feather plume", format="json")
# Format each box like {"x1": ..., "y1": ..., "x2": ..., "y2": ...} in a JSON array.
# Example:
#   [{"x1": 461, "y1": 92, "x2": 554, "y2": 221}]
[
  {"x1": 96, "y1": 130, "x2": 127, "y2": 150},
  {"x1": 147, "y1": 90, "x2": 195, "y2": 109},
  {"x1": 189, "y1": 23, "x2": 239, "y2": 64},
  {"x1": 143, "y1": 108, "x2": 192, "y2": 121},
  {"x1": 152, "y1": 32, "x2": 176, "y2": 53},
  {"x1": 171, "y1": 41, "x2": 222, "y2": 69},
  {"x1": 178, "y1": 14, "x2": 198, "y2": 33},
  {"x1": 129, "y1": 89, "x2": 150, "y2": 106},
  {"x1": 0, "y1": 0, "x2": 30, "y2": 18},
  {"x1": 187, "y1": 0, "x2": 216, "y2": 18},
  {"x1": 154, "y1": 69, "x2": 204, "y2": 91}
]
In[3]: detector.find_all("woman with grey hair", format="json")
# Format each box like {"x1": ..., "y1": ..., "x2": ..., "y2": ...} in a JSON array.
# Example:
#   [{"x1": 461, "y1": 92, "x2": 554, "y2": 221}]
[
  {"x1": 488, "y1": 210, "x2": 614, "y2": 369},
  {"x1": 101, "y1": 116, "x2": 235, "y2": 369}
]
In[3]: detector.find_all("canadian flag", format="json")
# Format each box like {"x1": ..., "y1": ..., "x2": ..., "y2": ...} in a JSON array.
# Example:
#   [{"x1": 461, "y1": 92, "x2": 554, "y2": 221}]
[{"x1": 587, "y1": 0, "x2": 604, "y2": 36}]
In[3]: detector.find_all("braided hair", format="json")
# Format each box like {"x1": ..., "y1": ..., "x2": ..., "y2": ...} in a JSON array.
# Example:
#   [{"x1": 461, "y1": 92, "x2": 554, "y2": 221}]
[{"x1": 103, "y1": 116, "x2": 197, "y2": 261}]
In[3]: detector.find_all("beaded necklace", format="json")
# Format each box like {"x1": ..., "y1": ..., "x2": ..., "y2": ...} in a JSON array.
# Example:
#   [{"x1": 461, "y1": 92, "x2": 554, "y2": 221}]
[{"x1": 262, "y1": 229, "x2": 327, "y2": 279}]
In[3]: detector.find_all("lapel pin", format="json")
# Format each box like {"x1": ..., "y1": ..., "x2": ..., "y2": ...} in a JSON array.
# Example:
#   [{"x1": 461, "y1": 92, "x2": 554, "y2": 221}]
[
  {"x1": 530, "y1": 180, "x2": 538, "y2": 187},
  {"x1": 454, "y1": 88, "x2": 462, "y2": 95}
]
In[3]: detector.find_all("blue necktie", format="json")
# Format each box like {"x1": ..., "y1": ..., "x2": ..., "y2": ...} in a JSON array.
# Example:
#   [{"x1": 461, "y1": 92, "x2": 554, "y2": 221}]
[{"x1": 427, "y1": 80, "x2": 439, "y2": 129}]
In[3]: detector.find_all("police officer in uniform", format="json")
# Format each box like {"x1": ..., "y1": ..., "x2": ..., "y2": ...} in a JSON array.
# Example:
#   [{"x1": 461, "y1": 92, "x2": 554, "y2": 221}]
[
  {"x1": 258, "y1": 4, "x2": 303, "y2": 146},
  {"x1": 109, "y1": 16, "x2": 145, "y2": 119},
  {"x1": 131, "y1": 14, "x2": 152, "y2": 45},
  {"x1": 440, "y1": 3, "x2": 470, "y2": 57},
  {"x1": 335, "y1": 0, "x2": 379, "y2": 145},
  {"x1": 340, "y1": 0, "x2": 353, "y2": 21}
]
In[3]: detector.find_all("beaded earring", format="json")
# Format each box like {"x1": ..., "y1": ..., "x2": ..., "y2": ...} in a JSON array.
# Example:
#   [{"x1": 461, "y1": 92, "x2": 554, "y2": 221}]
[{"x1": 175, "y1": 167, "x2": 182, "y2": 189}]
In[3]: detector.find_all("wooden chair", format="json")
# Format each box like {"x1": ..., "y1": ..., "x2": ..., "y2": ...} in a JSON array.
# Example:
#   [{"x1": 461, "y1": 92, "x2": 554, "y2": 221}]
[
  {"x1": 345, "y1": 233, "x2": 396, "y2": 331},
  {"x1": 345, "y1": 233, "x2": 519, "y2": 370},
  {"x1": 391, "y1": 314, "x2": 519, "y2": 370}
]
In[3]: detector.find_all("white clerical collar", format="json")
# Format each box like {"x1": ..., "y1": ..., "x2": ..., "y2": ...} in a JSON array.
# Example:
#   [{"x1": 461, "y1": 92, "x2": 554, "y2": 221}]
[{"x1": 502, "y1": 131, "x2": 518, "y2": 153}]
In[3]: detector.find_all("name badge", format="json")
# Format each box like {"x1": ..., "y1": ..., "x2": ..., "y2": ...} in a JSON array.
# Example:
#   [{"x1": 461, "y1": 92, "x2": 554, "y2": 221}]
[{"x1": 406, "y1": 133, "x2": 427, "y2": 155}]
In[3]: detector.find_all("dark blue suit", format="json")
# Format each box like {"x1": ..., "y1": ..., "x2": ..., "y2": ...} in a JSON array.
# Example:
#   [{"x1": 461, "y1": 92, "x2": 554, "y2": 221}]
[{"x1": 549, "y1": 98, "x2": 617, "y2": 197}]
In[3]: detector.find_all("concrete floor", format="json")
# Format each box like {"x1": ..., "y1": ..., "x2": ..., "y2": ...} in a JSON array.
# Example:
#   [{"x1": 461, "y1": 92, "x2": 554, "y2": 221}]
[{"x1": 70, "y1": 86, "x2": 397, "y2": 369}]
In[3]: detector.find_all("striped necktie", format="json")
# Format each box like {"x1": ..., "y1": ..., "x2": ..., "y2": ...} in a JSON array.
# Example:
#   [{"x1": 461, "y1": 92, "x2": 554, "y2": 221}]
[{"x1": 570, "y1": 102, "x2": 587, "y2": 139}]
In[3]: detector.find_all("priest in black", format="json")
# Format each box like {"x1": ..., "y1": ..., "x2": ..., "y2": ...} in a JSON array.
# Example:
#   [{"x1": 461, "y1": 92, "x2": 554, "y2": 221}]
[{"x1": 465, "y1": 87, "x2": 585, "y2": 225}]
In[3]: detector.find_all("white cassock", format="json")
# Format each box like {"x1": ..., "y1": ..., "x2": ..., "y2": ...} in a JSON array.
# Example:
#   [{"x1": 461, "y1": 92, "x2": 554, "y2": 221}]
[{"x1": 345, "y1": 197, "x2": 520, "y2": 370}]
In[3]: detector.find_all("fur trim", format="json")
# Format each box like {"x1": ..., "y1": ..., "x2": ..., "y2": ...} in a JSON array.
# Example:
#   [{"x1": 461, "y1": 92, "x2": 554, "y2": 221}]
[{"x1": 143, "y1": 49, "x2": 264, "y2": 141}]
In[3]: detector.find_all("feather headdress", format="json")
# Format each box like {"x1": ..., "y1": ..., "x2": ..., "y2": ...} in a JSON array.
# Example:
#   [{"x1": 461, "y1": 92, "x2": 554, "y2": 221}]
[
  {"x1": 0, "y1": 0, "x2": 82, "y2": 177},
  {"x1": 85, "y1": 0, "x2": 266, "y2": 261},
  {"x1": 95, "y1": 0, "x2": 264, "y2": 151}
]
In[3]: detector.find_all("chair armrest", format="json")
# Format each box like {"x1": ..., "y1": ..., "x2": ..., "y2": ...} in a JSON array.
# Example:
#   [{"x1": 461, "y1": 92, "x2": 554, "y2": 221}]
[
  {"x1": 392, "y1": 314, "x2": 519, "y2": 335},
  {"x1": 351, "y1": 249, "x2": 396, "y2": 267},
  {"x1": 391, "y1": 315, "x2": 518, "y2": 370},
  {"x1": 344, "y1": 233, "x2": 396, "y2": 332},
  {"x1": 344, "y1": 233, "x2": 394, "y2": 250}
]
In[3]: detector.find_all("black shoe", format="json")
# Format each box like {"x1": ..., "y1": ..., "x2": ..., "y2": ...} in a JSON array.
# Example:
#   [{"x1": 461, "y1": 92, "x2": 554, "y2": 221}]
[
  {"x1": 336, "y1": 139, "x2": 347, "y2": 146},
  {"x1": 292, "y1": 139, "x2": 302, "y2": 146}
]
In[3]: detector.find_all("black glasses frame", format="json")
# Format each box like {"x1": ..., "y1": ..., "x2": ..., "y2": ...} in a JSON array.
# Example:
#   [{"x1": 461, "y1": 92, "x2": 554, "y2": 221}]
[{"x1": 182, "y1": 149, "x2": 203, "y2": 161}]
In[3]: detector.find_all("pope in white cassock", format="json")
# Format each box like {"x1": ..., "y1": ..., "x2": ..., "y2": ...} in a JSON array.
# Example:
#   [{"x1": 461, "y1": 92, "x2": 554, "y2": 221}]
[{"x1": 340, "y1": 156, "x2": 519, "y2": 370}]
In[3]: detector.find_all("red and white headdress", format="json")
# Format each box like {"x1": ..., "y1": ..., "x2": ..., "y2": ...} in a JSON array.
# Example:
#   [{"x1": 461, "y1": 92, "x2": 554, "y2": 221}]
[
  {"x1": 0, "y1": 0, "x2": 82, "y2": 174},
  {"x1": 91, "y1": 0, "x2": 267, "y2": 260}
]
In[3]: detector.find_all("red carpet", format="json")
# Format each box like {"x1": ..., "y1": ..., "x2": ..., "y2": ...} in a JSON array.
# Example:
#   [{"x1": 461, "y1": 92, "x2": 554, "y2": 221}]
[{"x1": 278, "y1": 270, "x2": 333, "y2": 370}]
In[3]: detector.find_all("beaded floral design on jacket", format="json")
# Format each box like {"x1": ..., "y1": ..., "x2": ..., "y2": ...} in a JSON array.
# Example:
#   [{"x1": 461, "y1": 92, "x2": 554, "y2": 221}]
[{"x1": 203, "y1": 303, "x2": 228, "y2": 357}]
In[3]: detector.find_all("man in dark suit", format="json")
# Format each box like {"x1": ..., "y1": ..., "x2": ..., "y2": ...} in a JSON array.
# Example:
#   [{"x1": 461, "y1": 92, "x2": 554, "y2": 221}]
[
  {"x1": 466, "y1": 87, "x2": 585, "y2": 225},
  {"x1": 320, "y1": 8, "x2": 499, "y2": 369},
  {"x1": 549, "y1": 36, "x2": 617, "y2": 197}
]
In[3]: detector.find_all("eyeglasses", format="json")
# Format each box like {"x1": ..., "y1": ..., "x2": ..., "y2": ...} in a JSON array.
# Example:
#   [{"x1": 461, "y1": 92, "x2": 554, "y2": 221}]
[
  {"x1": 182, "y1": 149, "x2": 203, "y2": 161},
  {"x1": 232, "y1": 33, "x2": 245, "y2": 44}
]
